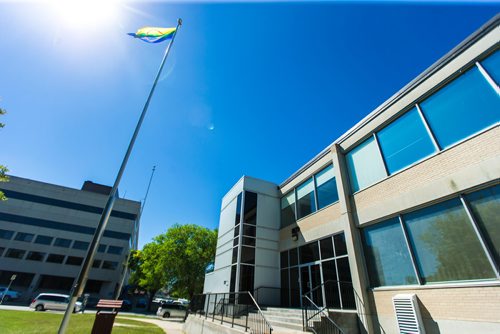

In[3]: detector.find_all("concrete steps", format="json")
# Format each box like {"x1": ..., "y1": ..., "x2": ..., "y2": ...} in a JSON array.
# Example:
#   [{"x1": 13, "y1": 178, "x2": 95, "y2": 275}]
[{"x1": 258, "y1": 307, "x2": 306, "y2": 332}]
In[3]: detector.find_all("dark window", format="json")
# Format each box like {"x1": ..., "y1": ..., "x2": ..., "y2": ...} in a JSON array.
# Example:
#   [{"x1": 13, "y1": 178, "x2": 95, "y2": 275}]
[
  {"x1": 92, "y1": 260, "x2": 102, "y2": 268},
  {"x1": 337, "y1": 257, "x2": 355, "y2": 309},
  {"x1": 233, "y1": 237, "x2": 239, "y2": 247},
  {"x1": 320, "y1": 237, "x2": 335, "y2": 260},
  {"x1": 243, "y1": 192, "x2": 257, "y2": 225},
  {"x1": 84, "y1": 280, "x2": 103, "y2": 294},
  {"x1": 233, "y1": 225, "x2": 240, "y2": 238},
  {"x1": 239, "y1": 265, "x2": 254, "y2": 293},
  {"x1": 240, "y1": 246, "x2": 255, "y2": 265},
  {"x1": 73, "y1": 241, "x2": 89, "y2": 250},
  {"x1": 281, "y1": 192, "x2": 296, "y2": 228},
  {"x1": 46, "y1": 254, "x2": 65, "y2": 263},
  {"x1": 322, "y1": 260, "x2": 340, "y2": 308},
  {"x1": 0, "y1": 247, "x2": 4, "y2": 256},
  {"x1": 235, "y1": 193, "x2": 242, "y2": 226},
  {"x1": 66, "y1": 256, "x2": 83, "y2": 266},
  {"x1": 14, "y1": 232, "x2": 34, "y2": 242},
  {"x1": 242, "y1": 224, "x2": 256, "y2": 237},
  {"x1": 296, "y1": 178, "x2": 316, "y2": 219},
  {"x1": 229, "y1": 265, "x2": 237, "y2": 293},
  {"x1": 280, "y1": 251, "x2": 289, "y2": 268},
  {"x1": 34, "y1": 235, "x2": 53, "y2": 245},
  {"x1": 289, "y1": 267, "x2": 300, "y2": 307},
  {"x1": 98, "y1": 244, "x2": 107, "y2": 253},
  {"x1": 107, "y1": 246, "x2": 123, "y2": 255},
  {"x1": 38, "y1": 275, "x2": 72, "y2": 291},
  {"x1": 102, "y1": 261, "x2": 118, "y2": 270},
  {"x1": 5, "y1": 249, "x2": 26, "y2": 259},
  {"x1": 232, "y1": 247, "x2": 238, "y2": 264},
  {"x1": 334, "y1": 233, "x2": 347, "y2": 256},
  {"x1": 54, "y1": 238, "x2": 72, "y2": 248},
  {"x1": 26, "y1": 251, "x2": 45, "y2": 261},
  {"x1": 289, "y1": 248, "x2": 298, "y2": 267},
  {"x1": 0, "y1": 229, "x2": 14, "y2": 240},
  {"x1": 280, "y1": 269, "x2": 289, "y2": 307},
  {"x1": 299, "y1": 242, "x2": 320, "y2": 264},
  {"x1": 315, "y1": 165, "x2": 339, "y2": 209},
  {"x1": 242, "y1": 237, "x2": 255, "y2": 246}
]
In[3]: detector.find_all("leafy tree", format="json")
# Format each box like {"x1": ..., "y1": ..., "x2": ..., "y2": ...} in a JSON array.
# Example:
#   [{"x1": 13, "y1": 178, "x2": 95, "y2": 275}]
[{"x1": 0, "y1": 107, "x2": 8, "y2": 201}]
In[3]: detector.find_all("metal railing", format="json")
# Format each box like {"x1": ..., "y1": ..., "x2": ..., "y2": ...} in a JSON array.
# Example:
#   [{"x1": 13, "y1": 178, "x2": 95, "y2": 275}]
[
  {"x1": 302, "y1": 294, "x2": 344, "y2": 334},
  {"x1": 189, "y1": 291, "x2": 273, "y2": 334},
  {"x1": 308, "y1": 280, "x2": 356, "y2": 311}
]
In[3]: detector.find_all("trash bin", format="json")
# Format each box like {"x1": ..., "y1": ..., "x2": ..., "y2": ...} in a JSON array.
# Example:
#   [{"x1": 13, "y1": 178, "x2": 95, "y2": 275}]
[{"x1": 91, "y1": 311, "x2": 118, "y2": 334}]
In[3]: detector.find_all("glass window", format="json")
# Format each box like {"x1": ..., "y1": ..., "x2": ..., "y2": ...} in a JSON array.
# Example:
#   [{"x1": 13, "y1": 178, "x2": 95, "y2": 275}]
[
  {"x1": 92, "y1": 260, "x2": 102, "y2": 268},
  {"x1": 337, "y1": 257, "x2": 356, "y2": 310},
  {"x1": 315, "y1": 165, "x2": 339, "y2": 209},
  {"x1": 232, "y1": 247, "x2": 238, "y2": 263},
  {"x1": 239, "y1": 265, "x2": 255, "y2": 293},
  {"x1": 229, "y1": 265, "x2": 237, "y2": 293},
  {"x1": 377, "y1": 107, "x2": 436, "y2": 174},
  {"x1": 289, "y1": 248, "x2": 298, "y2": 267},
  {"x1": 98, "y1": 244, "x2": 107, "y2": 253},
  {"x1": 363, "y1": 218, "x2": 418, "y2": 287},
  {"x1": 46, "y1": 254, "x2": 65, "y2": 263},
  {"x1": 346, "y1": 136, "x2": 387, "y2": 192},
  {"x1": 242, "y1": 237, "x2": 255, "y2": 247},
  {"x1": 280, "y1": 251, "x2": 288, "y2": 268},
  {"x1": 242, "y1": 224, "x2": 256, "y2": 237},
  {"x1": 404, "y1": 198, "x2": 495, "y2": 283},
  {"x1": 66, "y1": 256, "x2": 83, "y2": 266},
  {"x1": 54, "y1": 238, "x2": 72, "y2": 248},
  {"x1": 420, "y1": 66, "x2": 500, "y2": 149},
  {"x1": 14, "y1": 232, "x2": 34, "y2": 242},
  {"x1": 481, "y1": 50, "x2": 500, "y2": 85},
  {"x1": 244, "y1": 192, "x2": 257, "y2": 225},
  {"x1": 102, "y1": 261, "x2": 118, "y2": 270},
  {"x1": 280, "y1": 269, "x2": 289, "y2": 307},
  {"x1": 26, "y1": 251, "x2": 45, "y2": 261},
  {"x1": 72, "y1": 241, "x2": 89, "y2": 250},
  {"x1": 233, "y1": 225, "x2": 240, "y2": 238},
  {"x1": 465, "y1": 184, "x2": 500, "y2": 265},
  {"x1": 281, "y1": 192, "x2": 296, "y2": 228},
  {"x1": 322, "y1": 260, "x2": 340, "y2": 308},
  {"x1": 0, "y1": 229, "x2": 14, "y2": 240},
  {"x1": 320, "y1": 237, "x2": 334, "y2": 260},
  {"x1": 5, "y1": 249, "x2": 26, "y2": 259},
  {"x1": 34, "y1": 235, "x2": 53, "y2": 245},
  {"x1": 296, "y1": 178, "x2": 316, "y2": 219},
  {"x1": 233, "y1": 236, "x2": 239, "y2": 247},
  {"x1": 235, "y1": 193, "x2": 242, "y2": 226},
  {"x1": 241, "y1": 246, "x2": 255, "y2": 264},
  {"x1": 0, "y1": 247, "x2": 4, "y2": 256},
  {"x1": 107, "y1": 246, "x2": 123, "y2": 255},
  {"x1": 334, "y1": 233, "x2": 347, "y2": 256},
  {"x1": 300, "y1": 241, "x2": 319, "y2": 264}
]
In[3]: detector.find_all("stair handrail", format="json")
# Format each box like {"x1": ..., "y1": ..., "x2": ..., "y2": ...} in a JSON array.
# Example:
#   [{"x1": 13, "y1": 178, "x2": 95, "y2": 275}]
[
  {"x1": 303, "y1": 294, "x2": 344, "y2": 334},
  {"x1": 247, "y1": 291, "x2": 274, "y2": 333}
]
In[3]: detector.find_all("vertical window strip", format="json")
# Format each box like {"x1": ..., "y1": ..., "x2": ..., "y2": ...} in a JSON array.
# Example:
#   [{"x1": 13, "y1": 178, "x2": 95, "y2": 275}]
[
  {"x1": 460, "y1": 195, "x2": 500, "y2": 278},
  {"x1": 399, "y1": 215, "x2": 423, "y2": 285},
  {"x1": 313, "y1": 175, "x2": 319, "y2": 214},
  {"x1": 476, "y1": 61, "x2": 500, "y2": 95},
  {"x1": 372, "y1": 133, "x2": 390, "y2": 177},
  {"x1": 416, "y1": 103, "x2": 441, "y2": 152}
]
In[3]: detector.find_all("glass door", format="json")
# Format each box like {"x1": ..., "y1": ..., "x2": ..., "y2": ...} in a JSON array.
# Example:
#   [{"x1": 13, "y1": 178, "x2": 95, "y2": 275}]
[{"x1": 300, "y1": 264, "x2": 323, "y2": 307}]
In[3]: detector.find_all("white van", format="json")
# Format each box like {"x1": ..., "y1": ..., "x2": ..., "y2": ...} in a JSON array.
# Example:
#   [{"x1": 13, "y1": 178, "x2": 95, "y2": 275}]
[{"x1": 30, "y1": 293, "x2": 82, "y2": 312}]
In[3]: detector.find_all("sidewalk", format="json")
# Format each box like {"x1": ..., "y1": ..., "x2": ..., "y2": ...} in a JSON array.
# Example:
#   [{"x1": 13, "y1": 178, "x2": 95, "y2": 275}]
[{"x1": 118, "y1": 316, "x2": 185, "y2": 334}]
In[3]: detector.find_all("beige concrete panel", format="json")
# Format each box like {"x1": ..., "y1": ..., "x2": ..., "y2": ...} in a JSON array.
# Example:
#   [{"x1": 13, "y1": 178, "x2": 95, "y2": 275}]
[
  {"x1": 353, "y1": 126, "x2": 500, "y2": 225},
  {"x1": 280, "y1": 151, "x2": 334, "y2": 195}
]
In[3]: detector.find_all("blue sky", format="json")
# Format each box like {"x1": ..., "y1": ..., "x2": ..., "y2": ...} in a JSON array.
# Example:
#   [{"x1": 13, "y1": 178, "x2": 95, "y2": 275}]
[{"x1": 1, "y1": 0, "x2": 499, "y2": 248}]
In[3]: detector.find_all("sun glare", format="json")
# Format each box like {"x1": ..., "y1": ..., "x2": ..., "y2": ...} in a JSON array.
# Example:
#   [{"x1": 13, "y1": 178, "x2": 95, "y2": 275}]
[{"x1": 50, "y1": 0, "x2": 120, "y2": 27}]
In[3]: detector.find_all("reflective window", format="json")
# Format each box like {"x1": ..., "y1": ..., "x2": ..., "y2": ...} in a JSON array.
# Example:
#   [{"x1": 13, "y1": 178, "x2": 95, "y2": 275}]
[
  {"x1": 66, "y1": 256, "x2": 83, "y2": 266},
  {"x1": 5, "y1": 248, "x2": 26, "y2": 259},
  {"x1": 107, "y1": 246, "x2": 123, "y2": 255},
  {"x1": 465, "y1": 184, "x2": 500, "y2": 265},
  {"x1": 14, "y1": 232, "x2": 34, "y2": 242},
  {"x1": 72, "y1": 241, "x2": 89, "y2": 250},
  {"x1": 404, "y1": 198, "x2": 495, "y2": 283},
  {"x1": 363, "y1": 218, "x2": 418, "y2": 287},
  {"x1": 26, "y1": 251, "x2": 45, "y2": 261},
  {"x1": 98, "y1": 244, "x2": 107, "y2": 253},
  {"x1": 299, "y1": 242, "x2": 319, "y2": 264},
  {"x1": 377, "y1": 107, "x2": 436, "y2": 174},
  {"x1": 296, "y1": 178, "x2": 316, "y2": 219},
  {"x1": 0, "y1": 229, "x2": 14, "y2": 240},
  {"x1": 242, "y1": 225, "x2": 256, "y2": 237},
  {"x1": 46, "y1": 254, "x2": 65, "y2": 263},
  {"x1": 34, "y1": 235, "x2": 53, "y2": 245},
  {"x1": 334, "y1": 233, "x2": 347, "y2": 256},
  {"x1": 242, "y1": 237, "x2": 255, "y2": 247},
  {"x1": 346, "y1": 137, "x2": 387, "y2": 192},
  {"x1": 54, "y1": 238, "x2": 72, "y2": 248},
  {"x1": 420, "y1": 67, "x2": 500, "y2": 149},
  {"x1": 320, "y1": 237, "x2": 334, "y2": 260},
  {"x1": 481, "y1": 50, "x2": 500, "y2": 85},
  {"x1": 281, "y1": 192, "x2": 296, "y2": 228},
  {"x1": 315, "y1": 165, "x2": 339, "y2": 209},
  {"x1": 240, "y1": 246, "x2": 255, "y2": 264},
  {"x1": 102, "y1": 261, "x2": 118, "y2": 270}
]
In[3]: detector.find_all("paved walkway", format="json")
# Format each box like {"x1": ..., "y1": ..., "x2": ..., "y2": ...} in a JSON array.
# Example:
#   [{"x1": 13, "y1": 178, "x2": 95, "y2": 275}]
[{"x1": 118, "y1": 316, "x2": 185, "y2": 334}]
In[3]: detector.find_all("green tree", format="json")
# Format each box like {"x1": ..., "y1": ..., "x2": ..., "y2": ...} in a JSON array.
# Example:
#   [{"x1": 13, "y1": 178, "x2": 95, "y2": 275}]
[{"x1": 0, "y1": 107, "x2": 8, "y2": 201}]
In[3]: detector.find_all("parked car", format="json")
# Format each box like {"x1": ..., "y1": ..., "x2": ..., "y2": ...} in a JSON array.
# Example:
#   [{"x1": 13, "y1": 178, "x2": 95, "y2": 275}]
[
  {"x1": 30, "y1": 293, "x2": 82, "y2": 312},
  {"x1": 156, "y1": 302, "x2": 187, "y2": 318},
  {"x1": 0, "y1": 287, "x2": 22, "y2": 301},
  {"x1": 121, "y1": 299, "x2": 132, "y2": 311}
]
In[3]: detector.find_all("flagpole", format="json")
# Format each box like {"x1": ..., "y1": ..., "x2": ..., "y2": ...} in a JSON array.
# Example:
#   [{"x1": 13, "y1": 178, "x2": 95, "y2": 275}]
[{"x1": 58, "y1": 18, "x2": 182, "y2": 334}]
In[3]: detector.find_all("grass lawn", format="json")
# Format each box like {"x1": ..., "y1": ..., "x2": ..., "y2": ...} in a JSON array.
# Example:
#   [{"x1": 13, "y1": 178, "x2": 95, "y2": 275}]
[{"x1": 0, "y1": 310, "x2": 164, "y2": 334}]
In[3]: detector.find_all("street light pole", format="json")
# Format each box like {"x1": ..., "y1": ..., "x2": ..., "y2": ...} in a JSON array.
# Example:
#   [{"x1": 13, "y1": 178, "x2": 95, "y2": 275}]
[{"x1": 57, "y1": 19, "x2": 182, "y2": 334}]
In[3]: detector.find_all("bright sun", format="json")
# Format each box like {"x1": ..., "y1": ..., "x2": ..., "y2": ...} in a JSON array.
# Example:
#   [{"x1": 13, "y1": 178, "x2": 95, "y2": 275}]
[{"x1": 49, "y1": 0, "x2": 120, "y2": 27}]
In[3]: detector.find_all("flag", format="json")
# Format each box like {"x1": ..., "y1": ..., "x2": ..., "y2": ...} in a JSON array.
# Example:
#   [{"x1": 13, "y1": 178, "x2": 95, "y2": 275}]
[{"x1": 128, "y1": 27, "x2": 176, "y2": 43}]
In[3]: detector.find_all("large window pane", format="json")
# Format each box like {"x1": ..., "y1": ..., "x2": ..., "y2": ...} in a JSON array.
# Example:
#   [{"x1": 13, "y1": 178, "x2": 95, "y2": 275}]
[
  {"x1": 420, "y1": 67, "x2": 500, "y2": 149},
  {"x1": 346, "y1": 137, "x2": 387, "y2": 192},
  {"x1": 299, "y1": 241, "x2": 319, "y2": 264},
  {"x1": 377, "y1": 107, "x2": 436, "y2": 174},
  {"x1": 244, "y1": 192, "x2": 257, "y2": 225},
  {"x1": 315, "y1": 165, "x2": 339, "y2": 209},
  {"x1": 296, "y1": 178, "x2": 316, "y2": 219},
  {"x1": 481, "y1": 50, "x2": 500, "y2": 85},
  {"x1": 281, "y1": 192, "x2": 296, "y2": 228},
  {"x1": 466, "y1": 184, "x2": 500, "y2": 265},
  {"x1": 320, "y1": 237, "x2": 334, "y2": 260},
  {"x1": 363, "y1": 218, "x2": 418, "y2": 287},
  {"x1": 404, "y1": 198, "x2": 495, "y2": 283}
]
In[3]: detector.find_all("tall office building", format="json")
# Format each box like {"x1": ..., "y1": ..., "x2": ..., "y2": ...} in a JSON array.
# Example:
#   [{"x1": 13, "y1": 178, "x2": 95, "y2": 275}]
[
  {"x1": 0, "y1": 176, "x2": 140, "y2": 300},
  {"x1": 203, "y1": 15, "x2": 500, "y2": 334}
]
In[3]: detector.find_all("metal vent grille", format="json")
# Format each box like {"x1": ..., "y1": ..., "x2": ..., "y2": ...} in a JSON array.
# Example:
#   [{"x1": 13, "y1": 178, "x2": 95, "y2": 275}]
[{"x1": 392, "y1": 294, "x2": 426, "y2": 334}]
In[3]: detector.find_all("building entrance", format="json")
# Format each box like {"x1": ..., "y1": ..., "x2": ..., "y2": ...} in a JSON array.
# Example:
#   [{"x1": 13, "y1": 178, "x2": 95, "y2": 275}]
[{"x1": 300, "y1": 264, "x2": 323, "y2": 307}]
